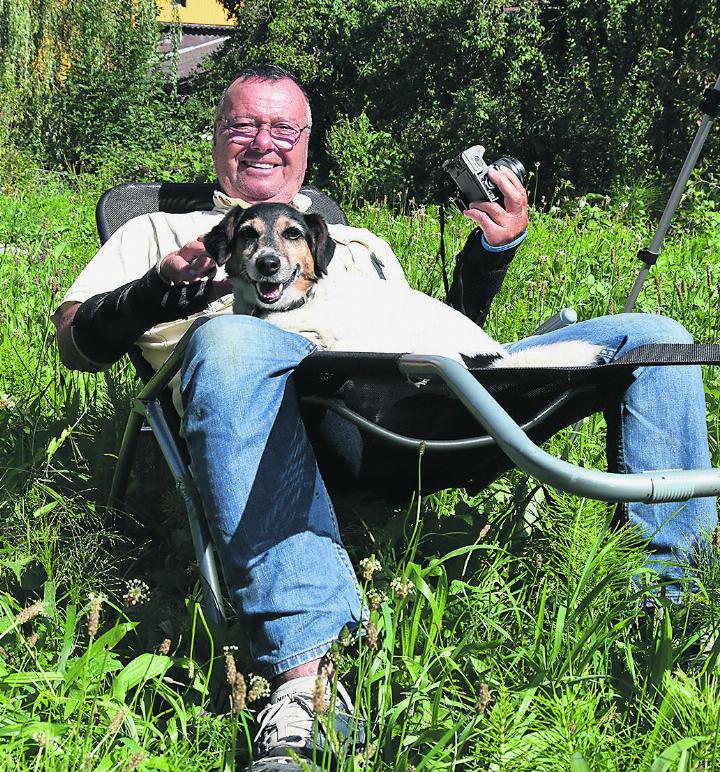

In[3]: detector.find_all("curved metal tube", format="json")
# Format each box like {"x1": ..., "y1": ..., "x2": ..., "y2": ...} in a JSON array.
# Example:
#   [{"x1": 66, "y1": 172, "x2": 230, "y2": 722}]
[
  {"x1": 398, "y1": 354, "x2": 720, "y2": 504},
  {"x1": 301, "y1": 386, "x2": 589, "y2": 451}
]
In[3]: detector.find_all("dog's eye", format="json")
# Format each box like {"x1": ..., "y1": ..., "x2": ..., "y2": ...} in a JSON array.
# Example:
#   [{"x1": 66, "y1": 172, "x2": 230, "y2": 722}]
[
  {"x1": 283, "y1": 227, "x2": 304, "y2": 241},
  {"x1": 238, "y1": 226, "x2": 259, "y2": 240}
]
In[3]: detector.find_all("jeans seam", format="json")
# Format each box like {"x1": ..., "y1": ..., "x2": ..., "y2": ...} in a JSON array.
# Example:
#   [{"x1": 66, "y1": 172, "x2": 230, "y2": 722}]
[{"x1": 327, "y1": 502, "x2": 364, "y2": 606}]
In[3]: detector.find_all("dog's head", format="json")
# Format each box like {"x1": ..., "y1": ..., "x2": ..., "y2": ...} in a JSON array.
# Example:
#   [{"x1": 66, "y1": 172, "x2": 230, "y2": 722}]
[{"x1": 204, "y1": 203, "x2": 335, "y2": 312}]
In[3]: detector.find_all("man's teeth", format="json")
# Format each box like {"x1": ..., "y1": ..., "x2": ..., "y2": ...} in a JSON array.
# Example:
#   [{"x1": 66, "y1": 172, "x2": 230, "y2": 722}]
[{"x1": 246, "y1": 162, "x2": 274, "y2": 169}]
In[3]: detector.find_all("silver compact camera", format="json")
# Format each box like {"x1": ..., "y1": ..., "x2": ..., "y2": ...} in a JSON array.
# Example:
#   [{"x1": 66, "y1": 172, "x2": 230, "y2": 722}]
[{"x1": 442, "y1": 145, "x2": 526, "y2": 210}]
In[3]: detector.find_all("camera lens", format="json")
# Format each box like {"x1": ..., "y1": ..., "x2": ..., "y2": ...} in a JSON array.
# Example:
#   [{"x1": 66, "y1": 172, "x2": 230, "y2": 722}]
[{"x1": 493, "y1": 157, "x2": 527, "y2": 187}]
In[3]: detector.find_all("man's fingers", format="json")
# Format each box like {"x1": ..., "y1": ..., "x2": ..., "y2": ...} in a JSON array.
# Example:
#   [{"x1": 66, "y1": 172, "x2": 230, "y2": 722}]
[
  {"x1": 467, "y1": 201, "x2": 504, "y2": 220},
  {"x1": 160, "y1": 238, "x2": 218, "y2": 283},
  {"x1": 487, "y1": 167, "x2": 527, "y2": 212}
]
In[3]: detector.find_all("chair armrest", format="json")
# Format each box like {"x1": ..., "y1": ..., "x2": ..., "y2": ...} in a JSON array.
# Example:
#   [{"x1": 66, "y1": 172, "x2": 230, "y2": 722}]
[
  {"x1": 531, "y1": 307, "x2": 577, "y2": 336},
  {"x1": 398, "y1": 353, "x2": 720, "y2": 504}
]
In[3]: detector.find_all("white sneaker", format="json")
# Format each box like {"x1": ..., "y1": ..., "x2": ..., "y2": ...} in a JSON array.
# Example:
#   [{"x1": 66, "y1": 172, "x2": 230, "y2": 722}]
[{"x1": 249, "y1": 676, "x2": 364, "y2": 771}]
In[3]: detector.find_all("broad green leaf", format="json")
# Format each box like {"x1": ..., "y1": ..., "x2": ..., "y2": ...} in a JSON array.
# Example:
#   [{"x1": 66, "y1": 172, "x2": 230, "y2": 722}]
[{"x1": 111, "y1": 653, "x2": 173, "y2": 702}]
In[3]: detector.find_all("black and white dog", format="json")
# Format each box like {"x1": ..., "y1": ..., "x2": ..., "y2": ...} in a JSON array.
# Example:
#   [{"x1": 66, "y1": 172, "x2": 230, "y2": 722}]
[{"x1": 204, "y1": 203, "x2": 601, "y2": 368}]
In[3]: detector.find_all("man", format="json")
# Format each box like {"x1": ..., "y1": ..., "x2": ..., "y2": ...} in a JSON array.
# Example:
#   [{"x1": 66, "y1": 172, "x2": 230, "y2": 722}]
[{"x1": 52, "y1": 65, "x2": 716, "y2": 770}]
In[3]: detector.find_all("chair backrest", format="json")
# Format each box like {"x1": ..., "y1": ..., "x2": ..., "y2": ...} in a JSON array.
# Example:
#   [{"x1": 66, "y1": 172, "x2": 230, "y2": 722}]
[{"x1": 96, "y1": 182, "x2": 349, "y2": 245}]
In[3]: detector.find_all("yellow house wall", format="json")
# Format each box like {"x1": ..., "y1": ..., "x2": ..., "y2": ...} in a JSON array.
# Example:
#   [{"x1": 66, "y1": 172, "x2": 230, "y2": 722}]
[{"x1": 157, "y1": 0, "x2": 232, "y2": 27}]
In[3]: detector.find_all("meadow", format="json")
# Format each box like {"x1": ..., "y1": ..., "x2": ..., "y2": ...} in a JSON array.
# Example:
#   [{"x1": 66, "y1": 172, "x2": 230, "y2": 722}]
[{"x1": 1, "y1": 171, "x2": 720, "y2": 770}]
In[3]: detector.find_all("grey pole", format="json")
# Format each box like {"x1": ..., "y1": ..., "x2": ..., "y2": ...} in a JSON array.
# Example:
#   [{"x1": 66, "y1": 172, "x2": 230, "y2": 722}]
[{"x1": 622, "y1": 74, "x2": 720, "y2": 313}]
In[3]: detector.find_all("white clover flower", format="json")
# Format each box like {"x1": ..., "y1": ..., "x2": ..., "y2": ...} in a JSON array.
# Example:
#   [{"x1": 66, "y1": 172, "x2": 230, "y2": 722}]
[
  {"x1": 390, "y1": 576, "x2": 415, "y2": 599},
  {"x1": 123, "y1": 579, "x2": 150, "y2": 606},
  {"x1": 359, "y1": 554, "x2": 382, "y2": 582}
]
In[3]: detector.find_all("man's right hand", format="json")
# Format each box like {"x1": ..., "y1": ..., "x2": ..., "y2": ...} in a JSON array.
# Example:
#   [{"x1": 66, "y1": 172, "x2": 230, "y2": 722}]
[
  {"x1": 159, "y1": 236, "x2": 233, "y2": 303},
  {"x1": 159, "y1": 236, "x2": 218, "y2": 284}
]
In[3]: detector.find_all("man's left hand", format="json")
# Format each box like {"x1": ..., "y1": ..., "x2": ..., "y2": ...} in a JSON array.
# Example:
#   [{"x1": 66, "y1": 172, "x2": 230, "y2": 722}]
[{"x1": 463, "y1": 166, "x2": 528, "y2": 247}]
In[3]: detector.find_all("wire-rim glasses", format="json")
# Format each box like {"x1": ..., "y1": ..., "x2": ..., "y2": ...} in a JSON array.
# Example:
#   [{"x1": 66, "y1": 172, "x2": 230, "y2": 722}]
[{"x1": 220, "y1": 118, "x2": 309, "y2": 150}]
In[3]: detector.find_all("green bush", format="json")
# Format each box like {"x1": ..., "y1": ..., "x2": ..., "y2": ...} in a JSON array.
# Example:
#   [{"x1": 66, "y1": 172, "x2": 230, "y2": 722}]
[
  {"x1": 325, "y1": 112, "x2": 405, "y2": 203},
  {"x1": 214, "y1": 0, "x2": 720, "y2": 201}
]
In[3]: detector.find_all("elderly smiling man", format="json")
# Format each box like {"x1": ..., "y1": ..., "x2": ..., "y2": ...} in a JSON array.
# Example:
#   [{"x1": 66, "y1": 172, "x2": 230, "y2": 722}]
[{"x1": 52, "y1": 64, "x2": 715, "y2": 769}]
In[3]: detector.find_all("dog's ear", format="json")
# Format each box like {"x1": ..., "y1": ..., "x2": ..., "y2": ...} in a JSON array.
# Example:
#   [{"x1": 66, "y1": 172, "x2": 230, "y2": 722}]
[
  {"x1": 304, "y1": 212, "x2": 335, "y2": 276},
  {"x1": 204, "y1": 205, "x2": 244, "y2": 266}
]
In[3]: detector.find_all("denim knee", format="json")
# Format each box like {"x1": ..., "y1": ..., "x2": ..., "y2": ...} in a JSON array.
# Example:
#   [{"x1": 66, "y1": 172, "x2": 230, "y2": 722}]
[
  {"x1": 181, "y1": 315, "x2": 316, "y2": 390},
  {"x1": 615, "y1": 313, "x2": 694, "y2": 348}
]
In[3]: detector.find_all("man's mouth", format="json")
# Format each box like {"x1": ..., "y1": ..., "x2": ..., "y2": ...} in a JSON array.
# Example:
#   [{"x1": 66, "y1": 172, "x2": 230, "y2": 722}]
[
  {"x1": 242, "y1": 161, "x2": 278, "y2": 171},
  {"x1": 254, "y1": 264, "x2": 300, "y2": 304}
]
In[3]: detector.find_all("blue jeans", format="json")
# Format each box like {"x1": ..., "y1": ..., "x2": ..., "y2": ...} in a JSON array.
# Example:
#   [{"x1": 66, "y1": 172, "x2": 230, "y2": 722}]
[{"x1": 180, "y1": 313, "x2": 716, "y2": 675}]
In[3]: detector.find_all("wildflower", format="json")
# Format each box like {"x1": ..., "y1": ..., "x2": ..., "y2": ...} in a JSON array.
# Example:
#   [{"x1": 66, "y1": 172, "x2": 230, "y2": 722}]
[
  {"x1": 122, "y1": 751, "x2": 145, "y2": 772},
  {"x1": 534, "y1": 553, "x2": 544, "y2": 570},
  {"x1": 108, "y1": 708, "x2": 125, "y2": 736},
  {"x1": 33, "y1": 276, "x2": 41, "y2": 286},
  {"x1": 123, "y1": 579, "x2": 150, "y2": 606},
  {"x1": 33, "y1": 731, "x2": 50, "y2": 748},
  {"x1": 313, "y1": 675, "x2": 328, "y2": 713},
  {"x1": 567, "y1": 721, "x2": 577, "y2": 735},
  {"x1": 50, "y1": 279, "x2": 60, "y2": 295},
  {"x1": 87, "y1": 593, "x2": 104, "y2": 637},
  {"x1": 367, "y1": 589, "x2": 387, "y2": 612},
  {"x1": 359, "y1": 554, "x2": 382, "y2": 582},
  {"x1": 223, "y1": 644, "x2": 238, "y2": 685},
  {"x1": 27, "y1": 632, "x2": 39, "y2": 647},
  {"x1": 365, "y1": 621, "x2": 379, "y2": 651},
  {"x1": 479, "y1": 523, "x2": 491, "y2": 539},
  {"x1": 0, "y1": 394, "x2": 16, "y2": 411},
  {"x1": 338, "y1": 625, "x2": 353, "y2": 648},
  {"x1": 713, "y1": 525, "x2": 720, "y2": 550},
  {"x1": 390, "y1": 576, "x2": 415, "y2": 599},
  {"x1": 475, "y1": 683, "x2": 491, "y2": 715},
  {"x1": 157, "y1": 638, "x2": 171, "y2": 655},
  {"x1": 16, "y1": 601, "x2": 44, "y2": 625},
  {"x1": 355, "y1": 742, "x2": 377, "y2": 767},
  {"x1": 247, "y1": 673, "x2": 271, "y2": 703},
  {"x1": 231, "y1": 672, "x2": 247, "y2": 714}
]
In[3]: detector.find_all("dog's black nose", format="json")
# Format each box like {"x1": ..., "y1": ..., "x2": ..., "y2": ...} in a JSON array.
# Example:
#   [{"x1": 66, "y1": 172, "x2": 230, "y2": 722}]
[{"x1": 256, "y1": 254, "x2": 281, "y2": 277}]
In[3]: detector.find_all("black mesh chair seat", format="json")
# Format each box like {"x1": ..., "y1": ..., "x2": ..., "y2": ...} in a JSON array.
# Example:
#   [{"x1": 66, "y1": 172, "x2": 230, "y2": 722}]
[{"x1": 296, "y1": 352, "x2": 636, "y2": 500}]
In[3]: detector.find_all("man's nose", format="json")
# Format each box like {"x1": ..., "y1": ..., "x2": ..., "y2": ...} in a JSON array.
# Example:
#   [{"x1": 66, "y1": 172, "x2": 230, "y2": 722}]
[
  {"x1": 250, "y1": 127, "x2": 274, "y2": 152},
  {"x1": 256, "y1": 253, "x2": 281, "y2": 276}
]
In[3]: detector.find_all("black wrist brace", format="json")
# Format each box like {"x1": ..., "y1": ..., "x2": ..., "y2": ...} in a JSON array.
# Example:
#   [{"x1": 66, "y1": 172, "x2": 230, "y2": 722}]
[{"x1": 71, "y1": 266, "x2": 213, "y2": 365}]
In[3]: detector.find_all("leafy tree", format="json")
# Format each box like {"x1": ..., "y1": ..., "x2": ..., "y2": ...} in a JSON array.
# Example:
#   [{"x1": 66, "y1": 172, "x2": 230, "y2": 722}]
[{"x1": 213, "y1": 0, "x2": 720, "y2": 200}]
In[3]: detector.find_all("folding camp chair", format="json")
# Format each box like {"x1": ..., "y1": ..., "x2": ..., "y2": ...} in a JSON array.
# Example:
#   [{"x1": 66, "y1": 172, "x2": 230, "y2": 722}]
[{"x1": 100, "y1": 182, "x2": 720, "y2": 627}]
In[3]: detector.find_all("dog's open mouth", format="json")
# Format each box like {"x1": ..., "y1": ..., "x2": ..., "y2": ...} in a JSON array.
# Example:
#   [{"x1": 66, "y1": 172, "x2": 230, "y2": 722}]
[{"x1": 254, "y1": 264, "x2": 301, "y2": 305}]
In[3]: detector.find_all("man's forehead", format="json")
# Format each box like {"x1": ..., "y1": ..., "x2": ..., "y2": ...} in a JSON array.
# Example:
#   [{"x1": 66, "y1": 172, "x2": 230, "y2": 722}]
[{"x1": 222, "y1": 77, "x2": 306, "y2": 119}]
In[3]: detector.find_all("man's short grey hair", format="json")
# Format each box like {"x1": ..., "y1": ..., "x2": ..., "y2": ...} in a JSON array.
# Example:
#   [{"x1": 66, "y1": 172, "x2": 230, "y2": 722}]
[{"x1": 215, "y1": 64, "x2": 313, "y2": 130}]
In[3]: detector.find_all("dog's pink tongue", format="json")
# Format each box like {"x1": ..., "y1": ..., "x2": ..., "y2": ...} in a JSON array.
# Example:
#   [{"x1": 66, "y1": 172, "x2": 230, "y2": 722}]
[{"x1": 259, "y1": 282, "x2": 282, "y2": 303}]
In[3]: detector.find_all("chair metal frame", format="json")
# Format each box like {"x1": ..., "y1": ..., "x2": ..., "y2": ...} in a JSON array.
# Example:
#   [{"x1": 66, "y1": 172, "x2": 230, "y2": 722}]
[{"x1": 102, "y1": 182, "x2": 720, "y2": 626}]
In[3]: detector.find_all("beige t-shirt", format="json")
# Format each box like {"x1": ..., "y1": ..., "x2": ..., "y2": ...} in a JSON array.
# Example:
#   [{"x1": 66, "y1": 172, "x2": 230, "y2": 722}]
[{"x1": 55, "y1": 207, "x2": 408, "y2": 406}]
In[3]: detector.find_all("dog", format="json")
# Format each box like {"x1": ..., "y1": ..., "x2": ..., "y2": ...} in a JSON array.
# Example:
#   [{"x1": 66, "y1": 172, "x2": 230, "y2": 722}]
[{"x1": 204, "y1": 203, "x2": 602, "y2": 368}]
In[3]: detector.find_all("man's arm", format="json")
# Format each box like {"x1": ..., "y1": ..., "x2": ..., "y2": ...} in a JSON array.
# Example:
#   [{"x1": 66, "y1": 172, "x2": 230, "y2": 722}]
[
  {"x1": 53, "y1": 237, "x2": 230, "y2": 371},
  {"x1": 447, "y1": 166, "x2": 529, "y2": 327}
]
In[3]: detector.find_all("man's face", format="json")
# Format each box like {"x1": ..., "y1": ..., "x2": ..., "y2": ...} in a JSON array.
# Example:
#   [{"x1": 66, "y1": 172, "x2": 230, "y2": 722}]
[{"x1": 213, "y1": 77, "x2": 310, "y2": 204}]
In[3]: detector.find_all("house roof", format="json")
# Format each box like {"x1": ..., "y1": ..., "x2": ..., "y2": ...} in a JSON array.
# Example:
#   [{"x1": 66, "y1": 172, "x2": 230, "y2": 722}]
[{"x1": 159, "y1": 27, "x2": 231, "y2": 83}]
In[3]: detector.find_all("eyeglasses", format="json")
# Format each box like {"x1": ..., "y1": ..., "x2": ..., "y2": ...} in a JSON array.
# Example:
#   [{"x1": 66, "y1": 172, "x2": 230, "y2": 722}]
[{"x1": 220, "y1": 118, "x2": 309, "y2": 150}]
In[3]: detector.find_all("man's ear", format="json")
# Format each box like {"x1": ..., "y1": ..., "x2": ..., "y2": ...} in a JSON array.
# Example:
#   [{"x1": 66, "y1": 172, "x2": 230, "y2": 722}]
[
  {"x1": 204, "y1": 205, "x2": 243, "y2": 266},
  {"x1": 304, "y1": 212, "x2": 335, "y2": 276}
]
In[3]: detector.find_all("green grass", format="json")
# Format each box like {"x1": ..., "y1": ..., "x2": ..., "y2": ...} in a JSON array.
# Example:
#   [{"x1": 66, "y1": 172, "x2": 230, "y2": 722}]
[{"x1": 1, "y1": 174, "x2": 720, "y2": 770}]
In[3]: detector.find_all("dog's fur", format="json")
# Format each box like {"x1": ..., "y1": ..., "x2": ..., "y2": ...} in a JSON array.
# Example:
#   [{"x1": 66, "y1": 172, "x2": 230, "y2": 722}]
[{"x1": 204, "y1": 203, "x2": 602, "y2": 368}]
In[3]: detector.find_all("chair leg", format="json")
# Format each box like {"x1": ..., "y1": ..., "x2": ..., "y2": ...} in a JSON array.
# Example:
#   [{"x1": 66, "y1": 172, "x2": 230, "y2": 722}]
[
  {"x1": 108, "y1": 404, "x2": 146, "y2": 510},
  {"x1": 144, "y1": 401, "x2": 227, "y2": 627}
]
